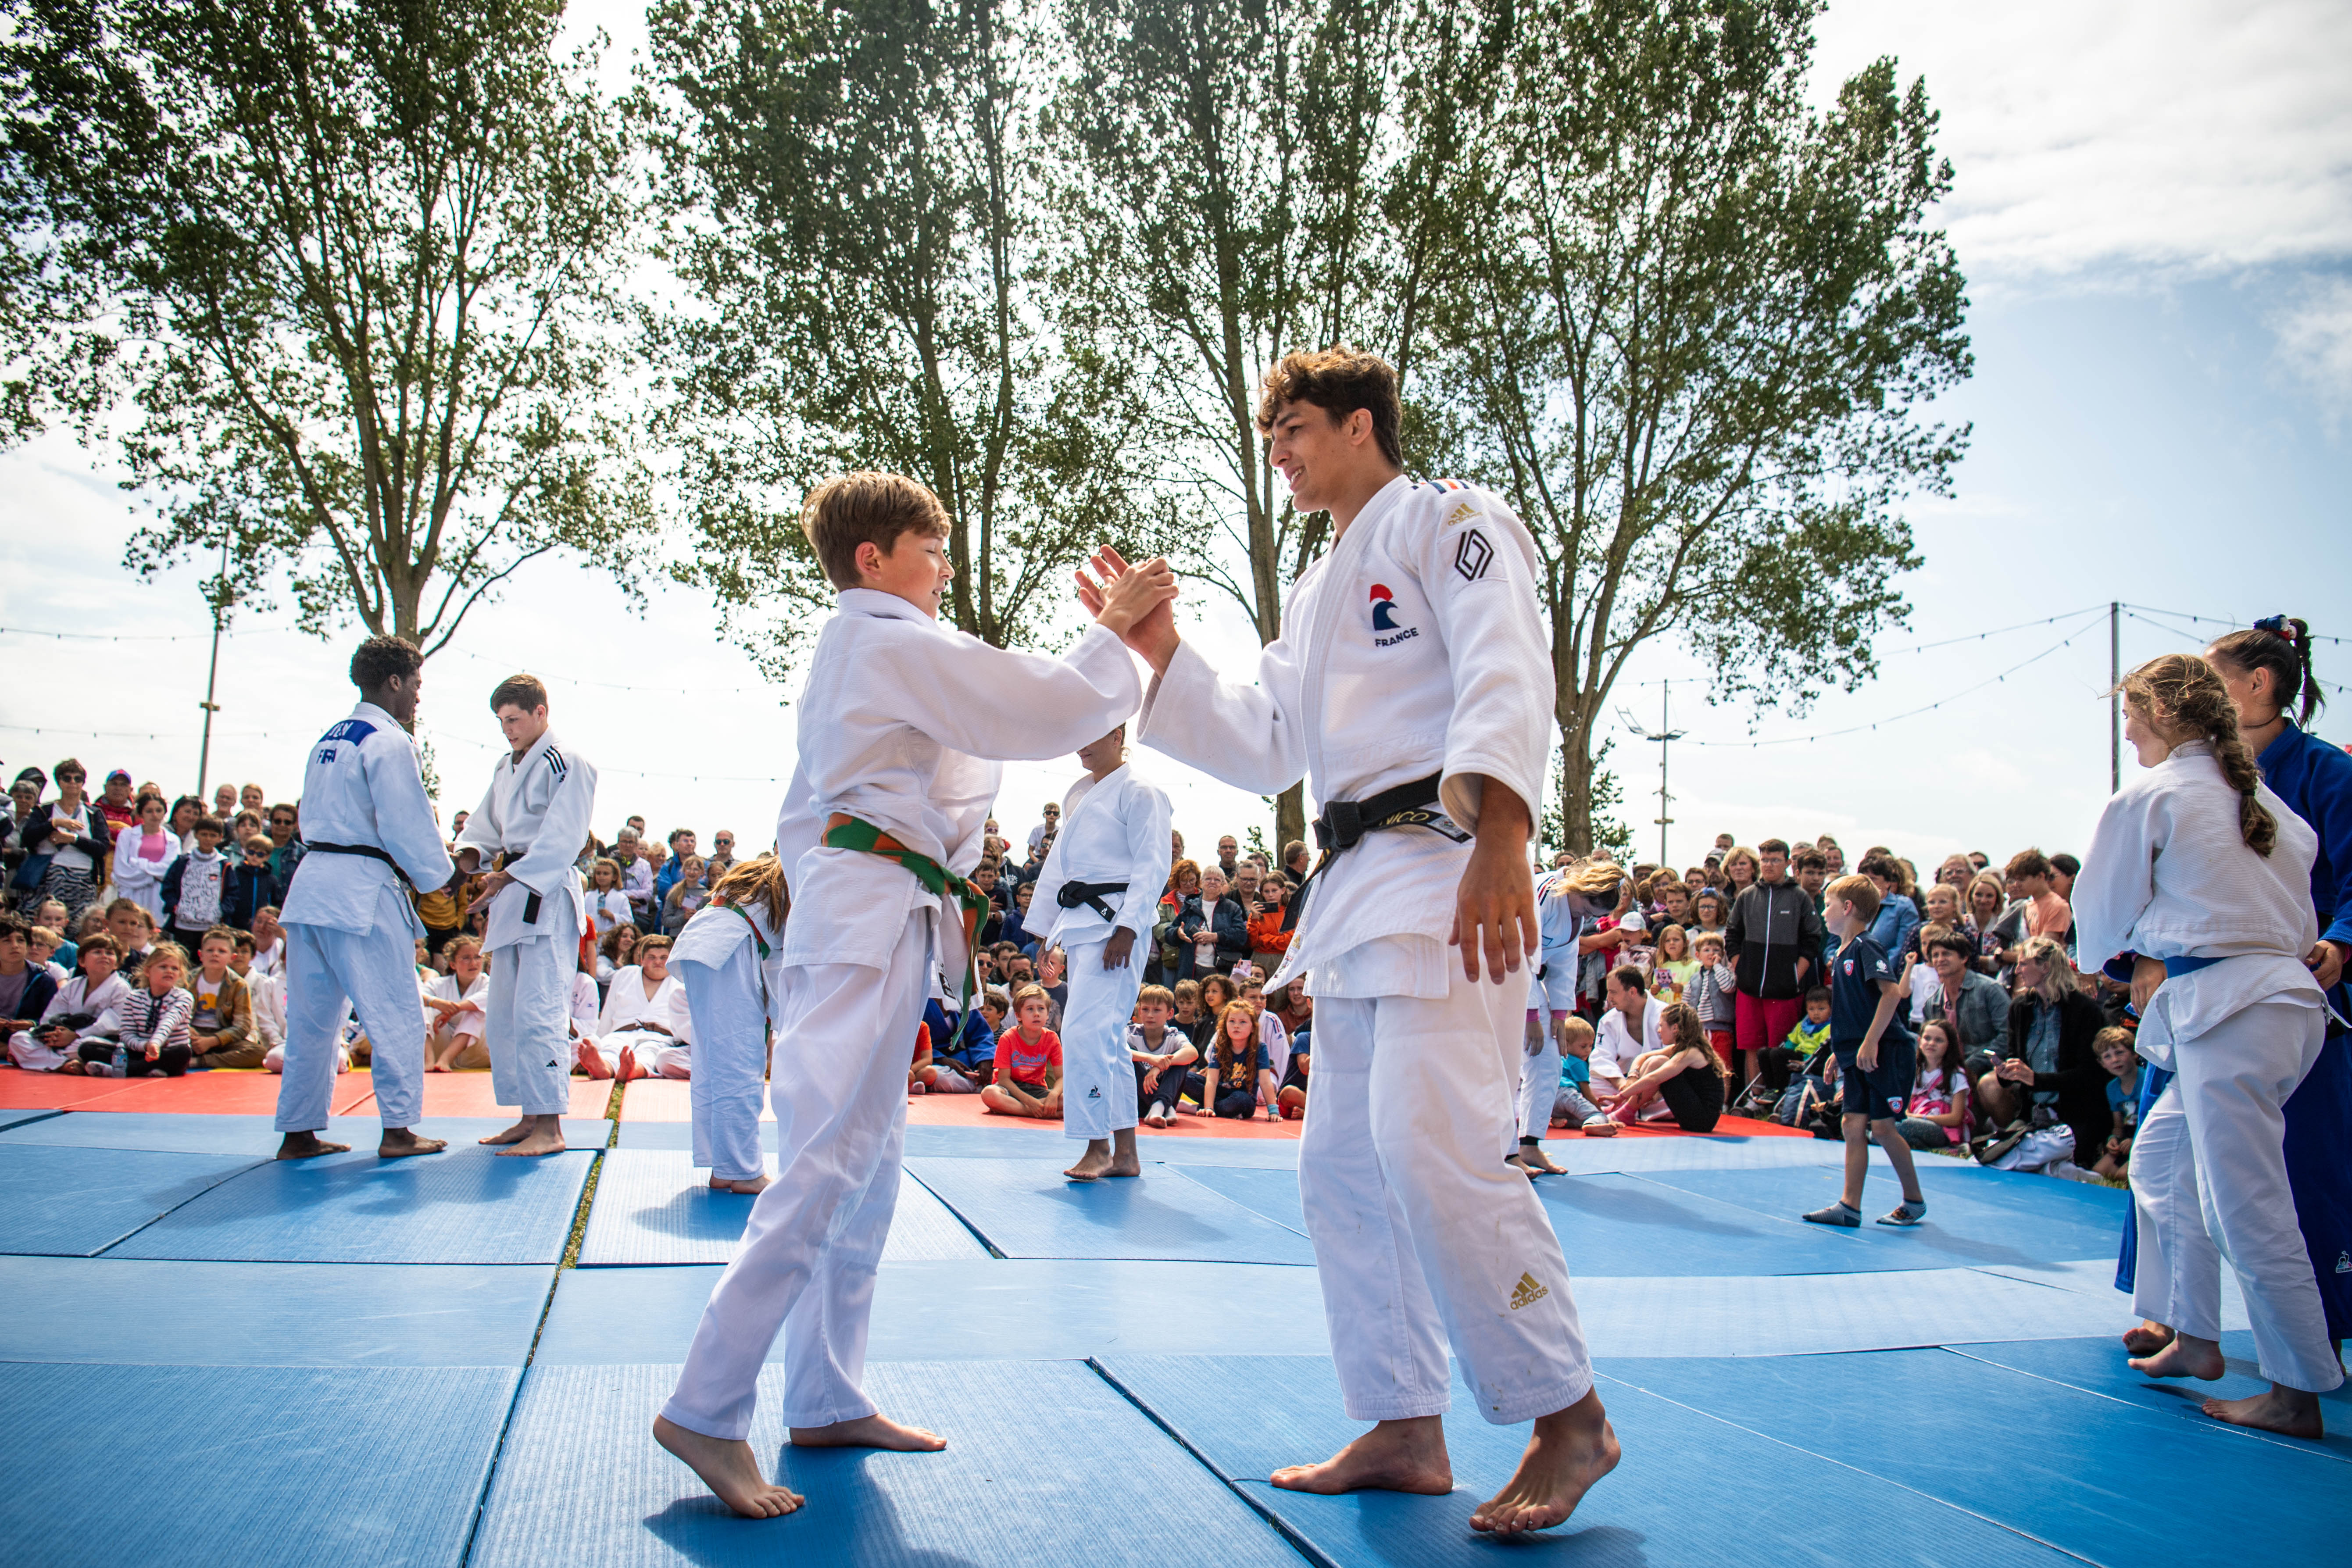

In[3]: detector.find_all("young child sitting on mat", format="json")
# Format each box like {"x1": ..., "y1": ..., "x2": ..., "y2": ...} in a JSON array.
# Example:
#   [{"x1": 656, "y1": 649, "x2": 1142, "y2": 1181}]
[
  {"x1": 1130, "y1": 984, "x2": 1197, "y2": 1127},
  {"x1": 980, "y1": 984, "x2": 1062, "y2": 1118},
  {"x1": 1549, "y1": 1015, "x2": 1615, "y2": 1136},
  {"x1": 80, "y1": 939, "x2": 194, "y2": 1077},
  {"x1": 1602, "y1": 1002, "x2": 1726, "y2": 1132},
  {"x1": 1207, "y1": 999, "x2": 1263, "y2": 1119},
  {"x1": 2094, "y1": 1026, "x2": 2141, "y2": 1182}
]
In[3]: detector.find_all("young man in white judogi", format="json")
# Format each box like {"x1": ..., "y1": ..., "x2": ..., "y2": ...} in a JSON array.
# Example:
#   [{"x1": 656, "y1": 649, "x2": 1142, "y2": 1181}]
[
  {"x1": 652, "y1": 472, "x2": 1175, "y2": 1519},
  {"x1": 455, "y1": 675, "x2": 597, "y2": 1157},
  {"x1": 1031, "y1": 724, "x2": 1173, "y2": 1180},
  {"x1": 588, "y1": 935, "x2": 685, "y2": 1080},
  {"x1": 1088, "y1": 349, "x2": 1619, "y2": 1536},
  {"x1": 272, "y1": 636, "x2": 458, "y2": 1160}
]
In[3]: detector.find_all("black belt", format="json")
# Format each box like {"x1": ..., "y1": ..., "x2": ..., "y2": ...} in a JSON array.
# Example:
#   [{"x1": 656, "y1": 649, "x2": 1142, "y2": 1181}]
[
  {"x1": 301, "y1": 840, "x2": 414, "y2": 894},
  {"x1": 1283, "y1": 770, "x2": 1457, "y2": 932},
  {"x1": 1058, "y1": 879, "x2": 1129, "y2": 922}
]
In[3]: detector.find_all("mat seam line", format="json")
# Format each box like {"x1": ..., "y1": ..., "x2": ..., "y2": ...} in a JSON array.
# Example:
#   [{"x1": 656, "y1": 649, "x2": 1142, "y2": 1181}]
[
  {"x1": 87, "y1": 1155, "x2": 271, "y2": 1258},
  {"x1": 1083, "y1": 1357, "x2": 1337, "y2": 1568},
  {"x1": 1594, "y1": 1370, "x2": 2108, "y2": 1566},
  {"x1": 1940, "y1": 1345, "x2": 2352, "y2": 1468},
  {"x1": 903, "y1": 1165, "x2": 1009, "y2": 1259}
]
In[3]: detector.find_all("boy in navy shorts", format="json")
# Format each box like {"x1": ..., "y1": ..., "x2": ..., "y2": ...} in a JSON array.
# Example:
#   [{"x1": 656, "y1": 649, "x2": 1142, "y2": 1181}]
[{"x1": 1804, "y1": 874, "x2": 1928, "y2": 1229}]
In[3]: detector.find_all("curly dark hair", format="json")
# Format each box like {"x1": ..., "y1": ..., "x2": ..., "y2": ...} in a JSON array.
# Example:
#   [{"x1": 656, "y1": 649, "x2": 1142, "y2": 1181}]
[{"x1": 350, "y1": 635, "x2": 424, "y2": 692}]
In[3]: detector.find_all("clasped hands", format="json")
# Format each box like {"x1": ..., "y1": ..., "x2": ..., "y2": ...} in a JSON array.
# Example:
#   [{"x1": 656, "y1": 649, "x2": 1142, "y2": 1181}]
[{"x1": 1074, "y1": 546, "x2": 1180, "y2": 669}]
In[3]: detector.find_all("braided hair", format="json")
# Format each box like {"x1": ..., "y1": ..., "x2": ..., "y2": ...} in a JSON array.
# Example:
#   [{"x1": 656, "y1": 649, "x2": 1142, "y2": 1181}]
[
  {"x1": 2207, "y1": 615, "x2": 2324, "y2": 728},
  {"x1": 2119, "y1": 653, "x2": 2277, "y2": 857}
]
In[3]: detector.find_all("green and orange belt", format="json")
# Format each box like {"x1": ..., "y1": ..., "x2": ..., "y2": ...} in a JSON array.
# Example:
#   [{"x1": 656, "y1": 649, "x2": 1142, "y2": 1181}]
[{"x1": 823, "y1": 813, "x2": 990, "y2": 1017}]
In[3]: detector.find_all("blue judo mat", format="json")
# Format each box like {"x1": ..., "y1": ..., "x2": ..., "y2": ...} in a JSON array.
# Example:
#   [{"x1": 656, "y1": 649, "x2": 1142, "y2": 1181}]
[
  {"x1": 107, "y1": 1142, "x2": 597, "y2": 1263},
  {"x1": 1605, "y1": 1349, "x2": 2352, "y2": 1565},
  {"x1": 1100, "y1": 1354, "x2": 2086, "y2": 1567},
  {"x1": 0, "y1": 1361, "x2": 518, "y2": 1568},
  {"x1": 576, "y1": 1148, "x2": 989, "y2": 1265},
  {"x1": 0, "y1": 1105, "x2": 61, "y2": 1131},
  {"x1": 467, "y1": 1359, "x2": 1306, "y2": 1567},
  {"x1": 0, "y1": 1142, "x2": 260, "y2": 1256},
  {"x1": 904, "y1": 1155, "x2": 1316, "y2": 1263},
  {"x1": 0, "y1": 1110, "x2": 607, "y2": 1155}
]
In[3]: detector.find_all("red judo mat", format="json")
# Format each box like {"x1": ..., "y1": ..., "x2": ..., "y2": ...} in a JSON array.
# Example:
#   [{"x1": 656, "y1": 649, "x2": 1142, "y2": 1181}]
[{"x1": 0, "y1": 1065, "x2": 375, "y2": 1115}]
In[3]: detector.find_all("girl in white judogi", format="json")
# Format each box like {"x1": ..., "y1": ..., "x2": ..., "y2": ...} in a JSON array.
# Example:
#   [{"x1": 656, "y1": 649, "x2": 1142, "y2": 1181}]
[
  {"x1": 587, "y1": 936, "x2": 683, "y2": 1080},
  {"x1": 652, "y1": 472, "x2": 1172, "y2": 1520},
  {"x1": 1094, "y1": 350, "x2": 1616, "y2": 1535},
  {"x1": 1029, "y1": 725, "x2": 1172, "y2": 1179},
  {"x1": 2075, "y1": 652, "x2": 2341, "y2": 1439},
  {"x1": 668, "y1": 855, "x2": 790, "y2": 1193}
]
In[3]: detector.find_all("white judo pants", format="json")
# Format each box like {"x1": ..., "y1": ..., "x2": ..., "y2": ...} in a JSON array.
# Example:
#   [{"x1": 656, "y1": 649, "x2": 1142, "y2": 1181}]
[
  {"x1": 661, "y1": 917, "x2": 926, "y2": 1439},
  {"x1": 1303, "y1": 965, "x2": 1594, "y2": 1424},
  {"x1": 2132, "y1": 998, "x2": 2344, "y2": 1393},
  {"x1": 1061, "y1": 934, "x2": 1145, "y2": 1141},
  {"x1": 275, "y1": 910, "x2": 425, "y2": 1132},
  {"x1": 1519, "y1": 1014, "x2": 1561, "y2": 1143},
  {"x1": 483, "y1": 915, "x2": 577, "y2": 1118},
  {"x1": 673, "y1": 949, "x2": 768, "y2": 1185}
]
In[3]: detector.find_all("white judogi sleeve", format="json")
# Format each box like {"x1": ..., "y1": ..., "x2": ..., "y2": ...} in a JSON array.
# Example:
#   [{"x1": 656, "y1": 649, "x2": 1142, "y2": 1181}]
[
  {"x1": 282, "y1": 702, "x2": 455, "y2": 936},
  {"x1": 509, "y1": 747, "x2": 597, "y2": 908},
  {"x1": 1411, "y1": 489, "x2": 1551, "y2": 836}
]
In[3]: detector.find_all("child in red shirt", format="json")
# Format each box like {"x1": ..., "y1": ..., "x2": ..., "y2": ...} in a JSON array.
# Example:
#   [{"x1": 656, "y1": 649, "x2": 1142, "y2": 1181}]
[{"x1": 981, "y1": 985, "x2": 1062, "y2": 1118}]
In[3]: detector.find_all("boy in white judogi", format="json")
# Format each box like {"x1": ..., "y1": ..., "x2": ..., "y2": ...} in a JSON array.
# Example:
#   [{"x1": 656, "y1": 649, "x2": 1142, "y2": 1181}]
[
  {"x1": 1031, "y1": 724, "x2": 1172, "y2": 1180},
  {"x1": 652, "y1": 472, "x2": 1174, "y2": 1521},
  {"x1": 1097, "y1": 350, "x2": 1619, "y2": 1536},
  {"x1": 273, "y1": 636, "x2": 458, "y2": 1160},
  {"x1": 455, "y1": 675, "x2": 597, "y2": 1157}
]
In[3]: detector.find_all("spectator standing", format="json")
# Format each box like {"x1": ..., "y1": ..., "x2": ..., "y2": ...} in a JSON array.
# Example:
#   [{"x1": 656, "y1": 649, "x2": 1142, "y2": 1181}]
[
  {"x1": 584, "y1": 858, "x2": 633, "y2": 938},
  {"x1": 1723, "y1": 839, "x2": 1825, "y2": 1103},
  {"x1": 211, "y1": 782, "x2": 238, "y2": 819},
  {"x1": 663, "y1": 854, "x2": 713, "y2": 936},
  {"x1": 654, "y1": 828, "x2": 700, "y2": 910},
  {"x1": 225, "y1": 836, "x2": 285, "y2": 930},
  {"x1": 1855, "y1": 854, "x2": 1920, "y2": 967},
  {"x1": 168, "y1": 795, "x2": 203, "y2": 852},
  {"x1": 615, "y1": 830, "x2": 658, "y2": 932},
  {"x1": 23, "y1": 761, "x2": 109, "y2": 929},
  {"x1": 96, "y1": 768, "x2": 138, "y2": 838},
  {"x1": 265, "y1": 803, "x2": 306, "y2": 882},
  {"x1": 706, "y1": 830, "x2": 738, "y2": 880},
  {"x1": 2005, "y1": 849, "x2": 2071, "y2": 947},
  {"x1": 159, "y1": 816, "x2": 232, "y2": 949},
  {"x1": 111, "y1": 792, "x2": 180, "y2": 925},
  {"x1": 1026, "y1": 802, "x2": 1060, "y2": 856}
]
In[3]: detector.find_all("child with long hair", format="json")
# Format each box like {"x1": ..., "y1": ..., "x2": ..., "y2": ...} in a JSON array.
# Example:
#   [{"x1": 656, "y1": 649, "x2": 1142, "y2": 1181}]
[
  {"x1": 1896, "y1": 1020, "x2": 1970, "y2": 1150},
  {"x1": 1602, "y1": 1002, "x2": 1726, "y2": 1132},
  {"x1": 79, "y1": 939, "x2": 193, "y2": 1076},
  {"x1": 2078, "y1": 651, "x2": 2338, "y2": 1436},
  {"x1": 1650, "y1": 923, "x2": 1695, "y2": 1003},
  {"x1": 1206, "y1": 1000, "x2": 1262, "y2": 1119},
  {"x1": 669, "y1": 854, "x2": 790, "y2": 1193}
]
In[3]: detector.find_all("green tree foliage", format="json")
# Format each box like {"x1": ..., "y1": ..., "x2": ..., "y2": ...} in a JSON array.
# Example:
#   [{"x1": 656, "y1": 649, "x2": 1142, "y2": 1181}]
[
  {"x1": 0, "y1": 0, "x2": 651, "y2": 652},
  {"x1": 1419, "y1": 0, "x2": 1969, "y2": 850},
  {"x1": 641, "y1": 0, "x2": 1151, "y2": 675}
]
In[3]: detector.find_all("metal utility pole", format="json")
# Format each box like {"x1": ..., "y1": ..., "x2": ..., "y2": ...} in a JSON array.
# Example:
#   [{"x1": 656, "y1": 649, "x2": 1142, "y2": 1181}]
[
  {"x1": 2109, "y1": 601, "x2": 2120, "y2": 794},
  {"x1": 195, "y1": 534, "x2": 231, "y2": 798},
  {"x1": 1618, "y1": 682, "x2": 1685, "y2": 867}
]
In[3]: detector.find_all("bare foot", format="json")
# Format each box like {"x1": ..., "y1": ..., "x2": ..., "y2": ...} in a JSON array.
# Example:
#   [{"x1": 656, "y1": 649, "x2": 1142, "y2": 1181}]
[
  {"x1": 1518, "y1": 1145, "x2": 1568, "y2": 1174},
  {"x1": 2121, "y1": 1320, "x2": 2175, "y2": 1357},
  {"x1": 788, "y1": 1412, "x2": 947, "y2": 1451},
  {"x1": 275, "y1": 1131, "x2": 350, "y2": 1161},
  {"x1": 2131, "y1": 1332, "x2": 2226, "y2": 1381},
  {"x1": 479, "y1": 1119, "x2": 533, "y2": 1147},
  {"x1": 1104, "y1": 1152, "x2": 1142, "y2": 1178},
  {"x1": 425, "y1": 1061, "x2": 450, "y2": 1074},
  {"x1": 1470, "y1": 1389, "x2": 1621, "y2": 1534},
  {"x1": 1064, "y1": 1151, "x2": 1109, "y2": 1181},
  {"x1": 378, "y1": 1128, "x2": 448, "y2": 1159},
  {"x1": 2203, "y1": 1385, "x2": 2325, "y2": 1439},
  {"x1": 1270, "y1": 1415, "x2": 1453, "y2": 1496},
  {"x1": 498, "y1": 1127, "x2": 568, "y2": 1157},
  {"x1": 710, "y1": 1173, "x2": 772, "y2": 1194},
  {"x1": 653, "y1": 1414, "x2": 802, "y2": 1518},
  {"x1": 576, "y1": 1042, "x2": 612, "y2": 1080}
]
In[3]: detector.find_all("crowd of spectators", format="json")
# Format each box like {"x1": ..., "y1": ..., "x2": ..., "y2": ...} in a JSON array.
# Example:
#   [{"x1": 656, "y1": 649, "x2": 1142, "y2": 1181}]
[{"x1": 0, "y1": 756, "x2": 2141, "y2": 1183}]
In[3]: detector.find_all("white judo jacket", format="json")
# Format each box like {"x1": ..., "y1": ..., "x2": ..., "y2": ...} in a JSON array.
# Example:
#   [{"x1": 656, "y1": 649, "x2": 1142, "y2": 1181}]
[
  {"x1": 1032, "y1": 761, "x2": 1173, "y2": 950},
  {"x1": 2074, "y1": 740, "x2": 2322, "y2": 1069},
  {"x1": 670, "y1": 899, "x2": 787, "y2": 1034},
  {"x1": 457, "y1": 730, "x2": 597, "y2": 952},
  {"x1": 280, "y1": 701, "x2": 456, "y2": 940},
  {"x1": 773, "y1": 589, "x2": 1143, "y2": 975},
  {"x1": 1139, "y1": 475, "x2": 1553, "y2": 997}
]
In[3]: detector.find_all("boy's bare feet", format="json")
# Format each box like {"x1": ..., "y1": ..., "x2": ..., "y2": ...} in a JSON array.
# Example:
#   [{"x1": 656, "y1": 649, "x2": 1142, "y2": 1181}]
[
  {"x1": 2130, "y1": 1331, "x2": 2225, "y2": 1381},
  {"x1": 1510, "y1": 1143, "x2": 1568, "y2": 1176},
  {"x1": 425, "y1": 1060, "x2": 449, "y2": 1073},
  {"x1": 1065, "y1": 1141, "x2": 1112, "y2": 1181},
  {"x1": 275, "y1": 1130, "x2": 350, "y2": 1160},
  {"x1": 710, "y1": 1173, "x2": 772, "y2": 1194},
  {"x1": 1104, "y1": 1150, "x2": 1142, "y2": 1177},
  {"x1": 1270, "y1": 1415, "x2": 1454, "y2": 1496},
  {"x1": 1470, "y1": 1389, "x2": 1621, "y2": 1534},
  {"x1": 653, "y1": 1414, "x2": 802, "y2": 1518},
  {"x1": 576, "y1": 1041, "x2": 612, "y2": 1080},
  {"x1": 378, "y1": 1127, "x2": 447, "y2": 1159},
  {"x1": 482, "y1": 1113, "x2": 566, "y2": 1157},
  {"x1": 2202, "y1": 1385, "x2": 2325, "y2": 1439},
  {"x1": 789, "y1": 1412, "x2": 947, "y2": 1451},
  {"x1": 2122, "y1": 1319, "x2": 2175, "y2": 1357}
]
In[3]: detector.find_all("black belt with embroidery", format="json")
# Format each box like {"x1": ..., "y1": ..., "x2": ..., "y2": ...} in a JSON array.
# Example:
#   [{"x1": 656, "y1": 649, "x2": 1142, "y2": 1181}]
[
  {"x1": 1283, "y1": 770, "x2": 1450, "y2": 933},
  {"x1": 1058, "y1": 880, "x2": 1129, "y2": 922}
]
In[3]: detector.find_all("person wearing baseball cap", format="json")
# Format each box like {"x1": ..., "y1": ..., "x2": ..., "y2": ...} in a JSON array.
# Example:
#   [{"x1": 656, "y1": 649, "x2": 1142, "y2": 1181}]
[{"x1": 96, "y1": 769, "x2": 138, "y2": 837}]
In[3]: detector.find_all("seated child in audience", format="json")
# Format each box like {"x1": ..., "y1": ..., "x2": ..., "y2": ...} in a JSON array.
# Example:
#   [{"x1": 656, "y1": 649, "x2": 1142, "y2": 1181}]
[
  {"x1": 1761, "y1": 986, "x2": 1833, "y2": 1095},
  {"x1": 1206, "y1": 999, "x2": 1263, "y2": 1119},
  {"x1": 908, "y1": 1021, "x2": 932, "y2": 1095},
  {"x1": 16, "y1": 932, "x2": 128, "y2": 1072},
  {"x1": 1603, "y1": 1001, "x2": 1727, "y2": 1132},
  {"x1": 1548, "y1": 1015, "x2": 1615, "y2": 1136},
  {"x1": 2095, "y1": 1025, "x2": 2140, "y2": 1181},
  {"x1": 80, "y1": 939, "x2": 194, "y2": 1077},
  {"x1": 186, "y1": 926, "x2": 261, "y2": 1070},
  {"x1": 661, "y1": 854, "x2": 711, "y2": 936},
  {"x1": 1650, "y1": 923, "x2": 1694, "y2": 1003},
  {"x1": 1276, "y1": 1029, "x2": 1309, "y2": 1119},
  {"x1": 1130, "y1": 984, "x2": 1197, "y2": 1127},
  {"x1": 920, "y1": 995, "x2": 998, "y2": 1093},
  {"x1": 27, "y1": 925, "x2": 71, "y2": 984},
  {"x1": 424, "y1": 936, "x2": 490, "y2": 1072},
  {"x1": 1241, "y1": 977, "x2": 1288, "y2": 1117},
  {"x1": 1897, "y1": 1019, "x2": 1970, "y2": 1150},
  {"x1": 980, "y1": 983, "x2": 1062, "y2": 1118},
  {"x1": 105, "y1": 899, "x2": 157, "y2": 975},
  {"x1": 1170, "y1": 978, "x2": 1205, "y2": 1046},
  {"x1": 0, "y1": 914, "x2": 58, "y2": 1053}
]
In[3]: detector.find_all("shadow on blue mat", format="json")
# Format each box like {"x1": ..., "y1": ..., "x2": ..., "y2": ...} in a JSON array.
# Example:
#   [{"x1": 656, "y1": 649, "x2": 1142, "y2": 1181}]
[
  {"x1": 904, "y1": 1157, "x2": 1315, "y2": 1263},
  {"x1": 0, "y1": 1143, "x2": 260, "y2": 1257}
]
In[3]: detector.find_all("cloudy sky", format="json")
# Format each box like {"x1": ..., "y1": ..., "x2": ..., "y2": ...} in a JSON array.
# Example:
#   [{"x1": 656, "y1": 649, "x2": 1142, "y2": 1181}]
[{"x1": 2, "y1": 0, "x2": 2345, "y2": 871}]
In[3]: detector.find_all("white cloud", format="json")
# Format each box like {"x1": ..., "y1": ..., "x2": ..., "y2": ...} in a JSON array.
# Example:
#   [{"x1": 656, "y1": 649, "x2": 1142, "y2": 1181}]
[
  {"x1": 2269, "y1": 271, "x2": 2352, "y2": 414},
  {"x1": 1812, "y1": 0, "x2": 2352, "y2": 281}
]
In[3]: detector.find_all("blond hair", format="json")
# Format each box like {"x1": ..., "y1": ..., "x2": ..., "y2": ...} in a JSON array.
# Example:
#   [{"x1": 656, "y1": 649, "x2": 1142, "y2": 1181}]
[{"x1": 2118, "y1": 652, "x2": 2277, "y2": 856}]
